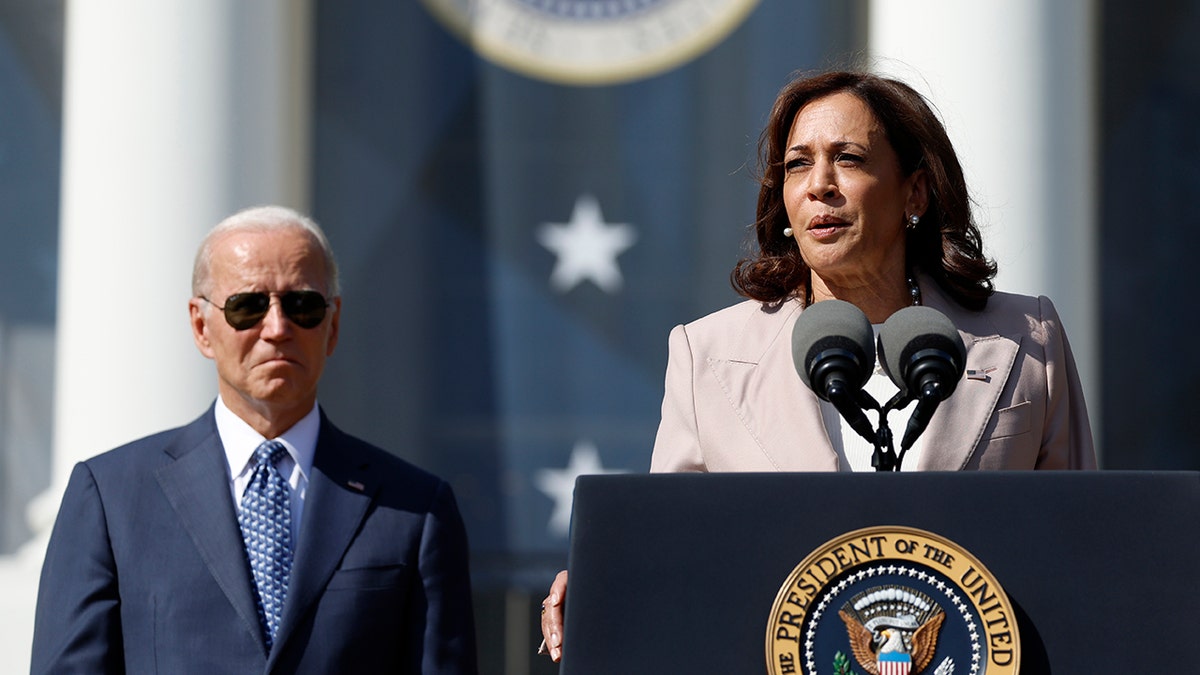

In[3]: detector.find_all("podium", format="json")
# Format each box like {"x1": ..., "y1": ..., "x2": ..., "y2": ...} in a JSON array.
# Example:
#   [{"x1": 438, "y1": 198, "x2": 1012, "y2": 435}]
[{"x1": 560, "y1": 471, "x2": 1200, "y2": 674}]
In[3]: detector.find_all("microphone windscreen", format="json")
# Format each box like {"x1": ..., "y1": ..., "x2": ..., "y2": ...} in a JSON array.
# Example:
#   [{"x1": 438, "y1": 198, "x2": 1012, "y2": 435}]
[
  {"x1": 791, "y1": 299, "x2": 875, "y2": 390},
  {"x1": 877, "y1": 306, "x2": 967, "y2": 393}
]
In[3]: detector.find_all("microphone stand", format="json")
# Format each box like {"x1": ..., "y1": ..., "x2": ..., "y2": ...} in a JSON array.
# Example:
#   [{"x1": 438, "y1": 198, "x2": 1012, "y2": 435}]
[
  {"x1": 851, "y1": 391, "x2": 900, "y2": 472},
  {"x1": 868, "y1": 392, "x2": 915, "y2": 472},
  {"x1": 832, "y1": 367, "x2": 952, "y2": 472}
]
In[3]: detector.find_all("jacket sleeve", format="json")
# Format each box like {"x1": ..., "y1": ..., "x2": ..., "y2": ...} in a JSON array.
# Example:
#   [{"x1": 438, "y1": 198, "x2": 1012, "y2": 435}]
[
  {"x1": 1035, "y1": 295, "x2": 1098, "y2": 469},
  {"x1": 413, "y1": 480, "x2": 478, "y2": 674},
  {"x1": 649, "y1": 324, "x2": 708, "y2": 473},
  {"x1": 31, "y1": 462, "x2": 126, "y2": 674}
]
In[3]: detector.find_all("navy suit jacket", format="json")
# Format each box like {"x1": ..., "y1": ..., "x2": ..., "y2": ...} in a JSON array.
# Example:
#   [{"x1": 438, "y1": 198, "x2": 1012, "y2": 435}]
[{"x1": 31, "y1": 407, "x2": 478, "y2": 674}]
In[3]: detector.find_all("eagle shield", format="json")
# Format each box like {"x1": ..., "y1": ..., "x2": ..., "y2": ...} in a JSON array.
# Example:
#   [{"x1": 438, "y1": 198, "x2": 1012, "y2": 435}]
[{"x1": 839, "y1": 585, "x2": 945, "y2": 675}]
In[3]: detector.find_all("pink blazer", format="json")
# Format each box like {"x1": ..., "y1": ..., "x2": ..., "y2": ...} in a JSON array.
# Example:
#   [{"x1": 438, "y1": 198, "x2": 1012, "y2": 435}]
[{"x1": 650, "y1": 276, "x2": 1096, "y2": 472}]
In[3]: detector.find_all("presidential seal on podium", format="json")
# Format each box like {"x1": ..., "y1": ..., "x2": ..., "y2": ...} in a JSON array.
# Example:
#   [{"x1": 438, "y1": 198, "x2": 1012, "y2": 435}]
[{"x1": 767, "y1": 526, "x2": 1019, "y2": 675}]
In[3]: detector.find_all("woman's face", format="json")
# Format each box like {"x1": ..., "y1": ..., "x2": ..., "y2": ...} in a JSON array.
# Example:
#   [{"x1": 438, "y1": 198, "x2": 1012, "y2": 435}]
[{"x1": 782, "y1": 91, "x2": 925, "y2": 290}]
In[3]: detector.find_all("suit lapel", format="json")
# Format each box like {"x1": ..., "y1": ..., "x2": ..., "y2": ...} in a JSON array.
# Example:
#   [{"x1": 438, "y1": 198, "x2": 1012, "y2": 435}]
[
  {"x1": 154, "y1": 412, "x2": 265, "y2": 652},
  {"x1": 269, "y1": 415, "x2": 375, "y2": 667},
  {"x1": 705, "y1": 281, "x2": 1026, "y2": 472},
  {"x1": 707, "y1": 300, "x2": 841, "y2": 470},
  {"x1": 917, "y1": 281, "x2": 1021, "y2": 470}
]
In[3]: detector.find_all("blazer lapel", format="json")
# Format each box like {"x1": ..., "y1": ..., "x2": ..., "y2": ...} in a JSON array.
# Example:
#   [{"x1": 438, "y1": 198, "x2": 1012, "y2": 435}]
[
  {"x1": 707, "y1": 300, "x2": 841, "y2": 471},
  {"x1": 269, "y1": 415, "x2": 375, "y2": 666},
  {"x1": 705, "y1": 280, "x2": 1027, "y2": 472},
  {"x1": 917, "y1": 280, "x2": 1021, "y2": 470},
  {"x1": 154, "y1": 413, "x2": 265, "y2": 652}
]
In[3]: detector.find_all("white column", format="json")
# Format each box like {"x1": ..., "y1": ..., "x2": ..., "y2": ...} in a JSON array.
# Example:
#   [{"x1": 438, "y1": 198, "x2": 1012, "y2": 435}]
[
  {"x1": 51, "y1": 0, "x2": 314, "y2": 490},
  {"x1": 4, "y1": 1, "x2": 313, "y2": 669},
  {"x1": 869, "y1": 0, "x2": 1100, "y2": 448}
]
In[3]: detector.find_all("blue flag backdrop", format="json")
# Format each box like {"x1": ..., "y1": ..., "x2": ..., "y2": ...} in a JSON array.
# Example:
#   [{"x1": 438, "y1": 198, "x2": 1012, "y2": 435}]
[{"x1": 311, "y1": 0, "x2": 863, "y2": 587}]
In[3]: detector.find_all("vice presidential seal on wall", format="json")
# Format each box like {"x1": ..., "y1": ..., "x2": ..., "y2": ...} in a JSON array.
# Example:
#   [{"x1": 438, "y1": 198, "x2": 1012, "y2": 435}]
[
  {"x1": 419, "y1": 0, "x2": 759, "y2": 85},
  {"x1": 767, "y1": 526, "x2": 1019, "y2": 675}
]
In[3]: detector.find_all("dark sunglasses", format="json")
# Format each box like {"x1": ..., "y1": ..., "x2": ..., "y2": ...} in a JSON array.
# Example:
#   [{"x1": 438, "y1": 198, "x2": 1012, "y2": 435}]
[{"x1": 203, "y1": 290, "x2": 330, "y2": 330}]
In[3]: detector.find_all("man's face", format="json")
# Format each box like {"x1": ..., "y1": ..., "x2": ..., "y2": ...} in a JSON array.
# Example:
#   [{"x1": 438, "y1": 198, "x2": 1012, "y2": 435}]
[{"x1": 189, "y1": 227, "x2": 340, "y2": 427}]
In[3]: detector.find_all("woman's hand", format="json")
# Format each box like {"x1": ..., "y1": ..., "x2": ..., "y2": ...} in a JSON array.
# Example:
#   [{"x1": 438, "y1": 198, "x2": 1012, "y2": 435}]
[{"x1": 538, "y1": 570, "x2": 568, "y2": 662}]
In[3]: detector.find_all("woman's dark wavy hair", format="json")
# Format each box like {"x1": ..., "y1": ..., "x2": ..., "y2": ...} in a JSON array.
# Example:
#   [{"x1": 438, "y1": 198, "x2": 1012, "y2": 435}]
[{"x1": 731, "y1": 70, "x2": 996, "y2": 310}]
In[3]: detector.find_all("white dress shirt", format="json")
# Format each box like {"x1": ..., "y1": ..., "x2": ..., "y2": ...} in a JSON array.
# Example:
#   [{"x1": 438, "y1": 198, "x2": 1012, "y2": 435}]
[{"x1": 216, "y1": 397, "x2": 318, "y2": 546}]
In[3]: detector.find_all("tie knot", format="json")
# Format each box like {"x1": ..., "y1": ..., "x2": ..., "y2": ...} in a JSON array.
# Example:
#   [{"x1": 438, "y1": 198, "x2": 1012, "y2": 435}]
[{"x1": 255, "y1": 440, "x2": 288, "y2": 467}]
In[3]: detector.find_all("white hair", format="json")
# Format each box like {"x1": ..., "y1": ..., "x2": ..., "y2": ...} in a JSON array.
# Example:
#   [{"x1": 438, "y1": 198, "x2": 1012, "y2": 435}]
[{"x1": 191, "y1": 205, "x2": 341, "y2": 298}]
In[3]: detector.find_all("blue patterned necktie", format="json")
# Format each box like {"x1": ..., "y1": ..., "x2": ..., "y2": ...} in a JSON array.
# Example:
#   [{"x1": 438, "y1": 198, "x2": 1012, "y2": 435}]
[{"x1": 238, "y1": 439, "x2": 294, "y2": 649}]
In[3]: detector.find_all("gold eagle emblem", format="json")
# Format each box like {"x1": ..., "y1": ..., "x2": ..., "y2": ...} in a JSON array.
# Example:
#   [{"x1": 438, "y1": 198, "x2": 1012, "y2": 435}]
[{"x1": 838, "y1": 586, "x2": 945, "y2": 674}]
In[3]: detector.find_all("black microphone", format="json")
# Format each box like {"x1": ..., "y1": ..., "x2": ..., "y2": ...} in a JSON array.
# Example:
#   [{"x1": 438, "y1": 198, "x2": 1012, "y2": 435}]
[
  {"x1": 791, "y1": 299, "x2": 877, "y2": 444},
  {"x1": 877, "y1": 306, "x2": 967, "y2": 452}
]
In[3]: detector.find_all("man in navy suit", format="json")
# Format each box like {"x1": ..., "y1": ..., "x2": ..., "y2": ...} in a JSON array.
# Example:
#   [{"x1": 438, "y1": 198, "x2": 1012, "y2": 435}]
[{"x1": 31, "y1": 206, "x2": 478, "y2": 673}]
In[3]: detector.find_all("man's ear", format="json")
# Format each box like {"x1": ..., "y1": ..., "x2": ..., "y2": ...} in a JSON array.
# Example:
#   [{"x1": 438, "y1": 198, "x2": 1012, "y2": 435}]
[
  {"x1": 325, "y1": 296, "x2": 341, "y2": 357},
  {"x1": 189, "y1": 299, "x2": 216, "y2": 359}
]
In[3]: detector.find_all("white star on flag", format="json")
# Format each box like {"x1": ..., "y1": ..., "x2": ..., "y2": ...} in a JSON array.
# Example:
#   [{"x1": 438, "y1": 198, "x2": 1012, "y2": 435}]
[
  {"x1": 534, "y1": 440, "x2": 628, "y2": 537},
  {"x1": 536, "y1": 194, "x2": 637, "y2": 293}
]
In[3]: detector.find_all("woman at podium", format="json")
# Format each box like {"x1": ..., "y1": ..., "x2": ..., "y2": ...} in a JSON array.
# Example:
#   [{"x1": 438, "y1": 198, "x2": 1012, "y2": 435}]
[{"x1": 538, "y1": 68, "x2": 1096, "y2": 662}]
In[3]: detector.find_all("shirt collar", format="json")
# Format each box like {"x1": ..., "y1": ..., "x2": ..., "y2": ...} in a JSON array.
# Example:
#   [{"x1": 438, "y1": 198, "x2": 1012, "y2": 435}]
[{"x1": 215, "y1": 396, "x2": 320, "y2": 481}]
